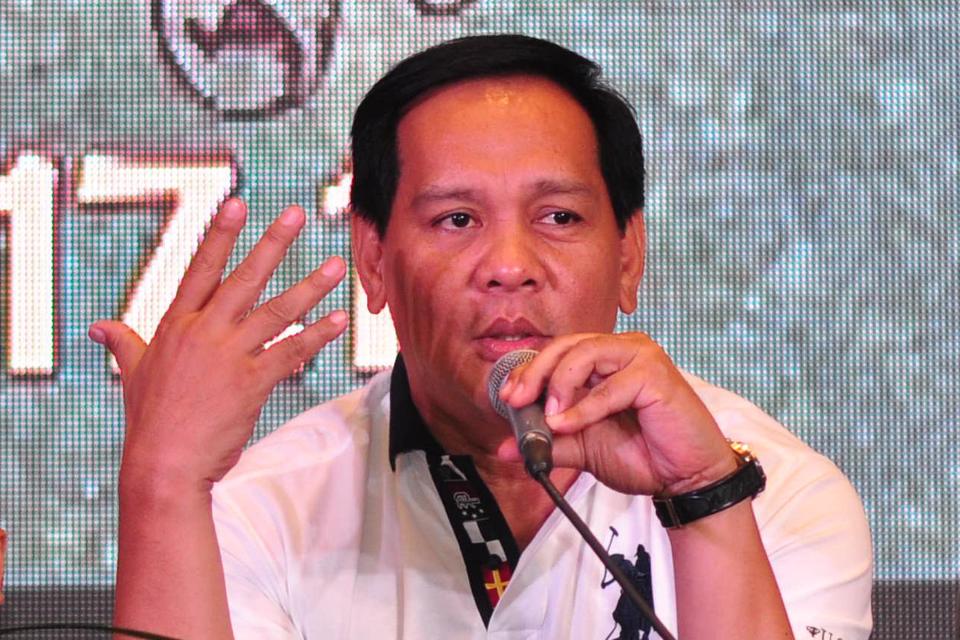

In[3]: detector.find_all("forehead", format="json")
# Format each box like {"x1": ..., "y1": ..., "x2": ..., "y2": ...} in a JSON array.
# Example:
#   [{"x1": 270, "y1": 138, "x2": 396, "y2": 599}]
[{"x1": 394, "y1": 75, "x2": 602, "y2": 187}]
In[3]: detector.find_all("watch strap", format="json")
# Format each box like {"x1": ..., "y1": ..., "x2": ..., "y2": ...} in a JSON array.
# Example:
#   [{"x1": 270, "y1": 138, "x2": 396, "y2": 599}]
[{"x1": 653, "y1": 445, "x2": 766, "y2": 528}]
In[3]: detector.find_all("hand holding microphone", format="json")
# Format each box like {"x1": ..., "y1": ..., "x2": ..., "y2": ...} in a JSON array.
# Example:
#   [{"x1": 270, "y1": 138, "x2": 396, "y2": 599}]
[
  {"x1": 489, "y1": 346, "x2": 680, "y2": 640},
  {"x1": 492, "y1": 334, "x2": 738, "y2": 498}
]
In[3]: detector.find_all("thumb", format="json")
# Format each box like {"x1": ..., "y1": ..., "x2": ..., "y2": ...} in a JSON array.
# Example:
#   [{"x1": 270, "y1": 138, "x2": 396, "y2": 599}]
[{"x1": 88, "y1": 320, "x2": 147, "y2": 374}]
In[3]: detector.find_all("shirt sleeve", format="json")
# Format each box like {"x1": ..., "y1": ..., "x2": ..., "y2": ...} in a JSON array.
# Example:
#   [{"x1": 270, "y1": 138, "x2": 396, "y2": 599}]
[
  {"x1": 757, "y1": 454, "x2": 874, "y2": 640},
  {"x1": 212, "y1": 489, "x2": 303, "y2": 640}
]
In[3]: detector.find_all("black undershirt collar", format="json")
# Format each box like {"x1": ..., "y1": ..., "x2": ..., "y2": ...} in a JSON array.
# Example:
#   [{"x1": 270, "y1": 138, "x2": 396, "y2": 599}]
[
  {"x1": 386, "y1": 354, "x2": 520, "y2": 626},
  {"x1": 388, "y1": 354, "x2": 444, "y2": 469}
]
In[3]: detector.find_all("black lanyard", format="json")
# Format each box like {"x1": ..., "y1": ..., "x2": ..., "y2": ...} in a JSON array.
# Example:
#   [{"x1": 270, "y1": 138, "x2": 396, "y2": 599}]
[
  {"x1": 425, "y1": 452, "x2": 520, "y2": 627},
  {"x1": 387, "y1": 356, "x2": 520, "y2": 627}
]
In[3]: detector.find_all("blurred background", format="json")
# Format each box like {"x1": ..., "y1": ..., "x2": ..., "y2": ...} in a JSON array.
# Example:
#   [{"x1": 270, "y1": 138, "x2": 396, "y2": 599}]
[{"x1": 0, "y1": 1, "x2": 957, "y2": 637}]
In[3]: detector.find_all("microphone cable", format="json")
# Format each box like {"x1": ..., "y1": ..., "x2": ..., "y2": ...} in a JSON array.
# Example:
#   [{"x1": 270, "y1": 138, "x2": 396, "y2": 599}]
[
  {"x1": 0, "y1": 623, "x2": 180, "y2": 639},
  {"x1": 533, "y1": 469, "x2": 678, "y2": 640}
]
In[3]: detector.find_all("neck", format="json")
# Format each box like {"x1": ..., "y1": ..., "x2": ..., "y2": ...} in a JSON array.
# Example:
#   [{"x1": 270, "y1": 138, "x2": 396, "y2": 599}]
[
  {"x1": 405, "y1": 371, "x2": 579, "y2": 550},
  {"x1": 474, "y1": 455, "x2": 580, "y2": 551},
  {"x1": 429, "y1": 413, "x2": 580, "y2": 550}
]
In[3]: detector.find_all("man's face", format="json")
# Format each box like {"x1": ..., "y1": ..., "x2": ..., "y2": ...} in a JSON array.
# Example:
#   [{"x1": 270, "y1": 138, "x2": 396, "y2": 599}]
[{"x1": 355, "y1": 74, "x2": 644, "y2": 442}]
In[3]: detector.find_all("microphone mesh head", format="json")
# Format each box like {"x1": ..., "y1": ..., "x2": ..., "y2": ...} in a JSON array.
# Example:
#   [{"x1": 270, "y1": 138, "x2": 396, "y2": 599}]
[{"x1": 487, "y1": 349, "x2": 538, "y2": 419}]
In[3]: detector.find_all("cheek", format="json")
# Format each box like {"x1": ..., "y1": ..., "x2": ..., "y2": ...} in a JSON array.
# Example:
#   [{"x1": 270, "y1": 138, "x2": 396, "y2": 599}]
[
  {"x1": 552, "y1": 247, "x2": 623, "y2": 331},
  {"x1": 384, "y1": 248, "x2": 464, "y2": 357}
]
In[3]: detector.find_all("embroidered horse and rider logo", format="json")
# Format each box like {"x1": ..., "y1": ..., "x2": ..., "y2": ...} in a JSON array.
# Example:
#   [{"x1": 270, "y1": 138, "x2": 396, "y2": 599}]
[{"x1": 602, "y1": 527, "x2": 655, "y2": 640}]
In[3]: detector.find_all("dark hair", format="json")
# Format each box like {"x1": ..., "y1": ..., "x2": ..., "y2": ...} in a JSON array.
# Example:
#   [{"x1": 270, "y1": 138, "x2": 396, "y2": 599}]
[{"x1": 350, "y1": 34, "x2": 644, "y2": 236}]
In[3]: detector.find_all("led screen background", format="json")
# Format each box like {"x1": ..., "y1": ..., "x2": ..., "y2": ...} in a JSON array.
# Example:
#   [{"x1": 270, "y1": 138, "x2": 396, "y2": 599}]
[{"x1": 0, "y1": 0, "x2": 957, "y2": 635}]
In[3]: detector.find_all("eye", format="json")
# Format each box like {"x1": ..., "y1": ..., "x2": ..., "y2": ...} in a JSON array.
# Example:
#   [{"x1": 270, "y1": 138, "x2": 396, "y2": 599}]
[
  {"x1": 539, "y1": 210, "x2": 582, "y2": 226},
  {"x1": 435, "y1": 211, "x2": 477, "y2": 229}
]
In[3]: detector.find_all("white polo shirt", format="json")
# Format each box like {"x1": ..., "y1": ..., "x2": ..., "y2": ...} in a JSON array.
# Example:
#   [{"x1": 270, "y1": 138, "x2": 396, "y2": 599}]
[{"x1": 212, "y1": 360, "x2": 873, "y2": 639}]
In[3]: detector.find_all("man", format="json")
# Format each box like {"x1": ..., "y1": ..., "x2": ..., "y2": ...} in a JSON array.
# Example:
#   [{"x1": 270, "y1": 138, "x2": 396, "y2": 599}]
[{"x1": 90, "y1": 35, "x2": 872, "y2": 639}]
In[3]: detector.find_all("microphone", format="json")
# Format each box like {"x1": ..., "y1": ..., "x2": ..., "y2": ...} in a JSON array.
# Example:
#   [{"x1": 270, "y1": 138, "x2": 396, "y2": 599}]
[
  {"x1": 486, "y1": 351, "x2": 676, "y2": 640},
  {"x1": 487, "y1": 349, "x2": 553, "y2": 476}
]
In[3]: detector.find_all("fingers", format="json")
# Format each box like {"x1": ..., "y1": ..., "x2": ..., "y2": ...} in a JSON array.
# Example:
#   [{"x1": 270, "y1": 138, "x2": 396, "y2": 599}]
[
  {"x1": 543, "y1": 338, "x2": 645, "y2": 429},
  {"x1": 501, "y1": 334, "x2": 635, "y2": 408},
  {"x1": 544, "y1": 433, "x2": 589, "y2": 470},
  {"x1": 494, "y1": 432, "x2": 588, "y2": 473},
  {"x1": 236, "y1": 256, "x2": 347, "y2": 350},
  {"x1": 499, "y1": 333, "x2": 661, "y2": 433},
  {"x1": 207, "y1": 205, "x2": 306, "y2": 321},
  {"x1": 166, "y1": 198, "x2": 247, "y2": 318},
  {"x1": 259, "y1": 309, "x2": 349, "y2": 381},
  {"x1": 88, "y1": 320, "x2": 147, "y2": 376},
  {"x1": 498, "y1": 334, "x2": 590, "y2": 406},
  {"x1": 545, "y1": 372, "x2": 643, "y2": 433}
]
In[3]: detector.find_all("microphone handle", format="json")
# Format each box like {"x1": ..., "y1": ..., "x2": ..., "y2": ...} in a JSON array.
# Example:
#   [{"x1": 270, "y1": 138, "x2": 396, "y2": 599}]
[{"x1": 506, "y1": 403, "x2": 553, "y2": 475}]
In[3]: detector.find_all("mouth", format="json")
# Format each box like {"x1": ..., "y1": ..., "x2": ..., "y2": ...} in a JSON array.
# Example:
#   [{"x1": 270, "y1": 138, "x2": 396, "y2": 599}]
[{"x1": 474, "y1": 317, "x2": 551, "y2": 361}]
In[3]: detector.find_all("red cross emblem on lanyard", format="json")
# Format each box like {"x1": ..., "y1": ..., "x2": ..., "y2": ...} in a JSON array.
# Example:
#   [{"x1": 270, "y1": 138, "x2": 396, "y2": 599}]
[{"x1": 482, "y1": 562, "x2": 513, "y2": 607}]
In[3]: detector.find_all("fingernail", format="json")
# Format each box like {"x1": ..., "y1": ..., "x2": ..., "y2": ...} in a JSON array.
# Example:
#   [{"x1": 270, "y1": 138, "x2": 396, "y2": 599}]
[
  {"x1": 280, "y1": 206, "x2": 304, "y2": 227},
  {"x1": 221, "y1": 198, "x2": 243, "y2": 220},
  {"x1": 88, "y1": 327, "x2": 106, "y2": 344},
  {"x1": 321, "y1": 256, "x2": 345, "y2": 278},
  {"x1": 328, "y1": 309, "x2": 348, "y2": 326},
  {"x1": 544, "y1": 395, "x2": 559, "y2": 417},
  {"x1": 500, "y1": 378, "x2": 514, "y2": 396}
]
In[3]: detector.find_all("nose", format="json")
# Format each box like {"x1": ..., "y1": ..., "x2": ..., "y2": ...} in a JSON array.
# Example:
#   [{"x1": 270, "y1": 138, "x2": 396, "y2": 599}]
[{"x1": 473, "y1": 222, "x2": 546, "y2": 293}]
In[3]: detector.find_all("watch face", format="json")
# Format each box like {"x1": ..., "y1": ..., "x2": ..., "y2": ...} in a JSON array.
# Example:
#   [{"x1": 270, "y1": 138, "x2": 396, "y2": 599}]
[
  {"x1": 153, "y1": 0, "x2": 341, "y2": 118},
  {"x1": 727, "y1": 439, "x2": 755, "y2": 461}
]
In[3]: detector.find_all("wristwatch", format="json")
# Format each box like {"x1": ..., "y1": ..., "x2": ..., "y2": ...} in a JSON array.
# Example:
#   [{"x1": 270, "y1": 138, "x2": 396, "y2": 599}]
[{"x1": 653, "y1": 441, "x2": 766, "y2": 529}]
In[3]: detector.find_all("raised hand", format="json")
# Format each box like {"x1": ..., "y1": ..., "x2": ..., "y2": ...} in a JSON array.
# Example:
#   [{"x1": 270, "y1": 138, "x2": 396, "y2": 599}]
[
  {"x1": 497, "y1": 333, "x2": 739, "y2": 497},
  {"x1": 89, "y1": 198, "x2": 348, "y2": 491}
]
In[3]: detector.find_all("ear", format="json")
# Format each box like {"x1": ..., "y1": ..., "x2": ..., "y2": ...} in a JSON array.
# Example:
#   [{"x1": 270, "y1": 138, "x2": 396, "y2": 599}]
[
  {"x1": 351, "y1": 214, "x2": 387, "y2": 314},
  {"x1": 618, "y1": 211, "x2": 645, "y2": 315}
]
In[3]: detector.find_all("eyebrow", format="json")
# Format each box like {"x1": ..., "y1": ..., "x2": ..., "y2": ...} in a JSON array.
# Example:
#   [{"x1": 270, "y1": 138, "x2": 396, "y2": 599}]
[
  {"x1": 529, "y1": 178, "x2": 595, "y2": 198},
  {"x1": 410, "y1": 185, "x2": 484, "y2": 208},
  {"x1": 410, "y1": 178, "x2": 595, "y2": 209}
]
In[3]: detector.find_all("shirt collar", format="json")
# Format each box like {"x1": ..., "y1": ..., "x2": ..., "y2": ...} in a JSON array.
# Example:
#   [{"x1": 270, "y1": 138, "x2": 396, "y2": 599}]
[{"x1": 388, "y1": 353, "x2": 444, "y2": 470}]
